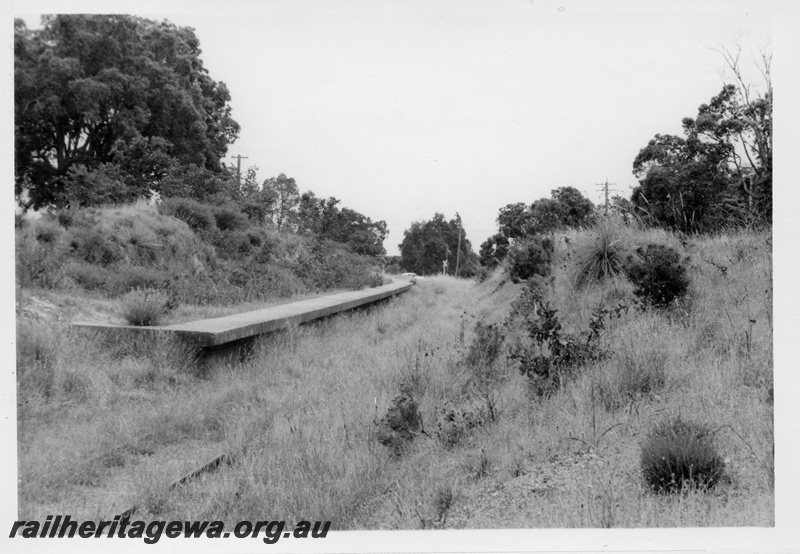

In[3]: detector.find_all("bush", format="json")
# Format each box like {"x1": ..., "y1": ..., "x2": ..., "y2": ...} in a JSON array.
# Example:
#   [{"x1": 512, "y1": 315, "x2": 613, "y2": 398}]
[
  {"x1": 463, "y1": 321, "x2": 506, "y2": 421},
  {"x1": 126, "y1": 227, "x2": 161, "y2": 264},
  {"x1": 625, "y1": 243, "x2": 690, "y2": 308},
  {"x1": 574, "y1": 219, "x2": 629, "y2": 287},
  {"x1": 374, "y1": 388, "x2": 421, "y2": 456},
  {"x1": 507, "y1": 237, "x2": 554, "y2": 283},
  {"x1": 16, "y1": 228, "x2": 68, "y2": 288},
  {"x1": 121, "y1": 288, "x2": 170, "y2": 326},
  {"x1": 434, "y1": 400, "x2": 486, "y2": 448},
  {"x1": 641, "y1": 417, "x2": 726, "y2": 493},
  {"x1": 33, "y1": 218, "x2": 65, "y2": 244},
  {"x1": 159, "y1": 197, "x2": 218, "y2": 233},
  {"x1": 64, "y1": 262, "x2": 112, "y2": 290},
  {"x1": 214, "y1": 230, "x2": 253, "y2": 259},
  {"x1": 211, "y1": 204, "x2": 250, "y2": 232},
  {"x1": 68, "y1": 227, "x2": 123, "y2": 266}
]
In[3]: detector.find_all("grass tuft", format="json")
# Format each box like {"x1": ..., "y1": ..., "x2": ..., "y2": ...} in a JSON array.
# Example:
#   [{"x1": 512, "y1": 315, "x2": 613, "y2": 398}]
[
  {"x1": 640, "y1": 417, "x2": 726, "y2": 494},
  {"x1": 120, "y1": 288, "x2": 170, "y2": 326}
]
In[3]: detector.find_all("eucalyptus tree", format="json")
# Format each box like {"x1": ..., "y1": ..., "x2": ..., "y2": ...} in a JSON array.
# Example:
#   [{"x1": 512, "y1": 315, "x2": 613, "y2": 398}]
[{"x1": 15, "y1": 15, "x2": 239, "y2": 208}]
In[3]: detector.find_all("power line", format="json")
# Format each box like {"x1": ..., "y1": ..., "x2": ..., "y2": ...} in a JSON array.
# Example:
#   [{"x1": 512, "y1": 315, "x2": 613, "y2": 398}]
[{"x1": 596, "y1": 178, "x2": 620, "y2": 213}]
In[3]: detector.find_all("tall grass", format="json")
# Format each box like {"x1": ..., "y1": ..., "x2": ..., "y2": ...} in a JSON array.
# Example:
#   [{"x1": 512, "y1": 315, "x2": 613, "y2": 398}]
[{"x1": 16, "y1": 227, "x2": 773, "y2": 529}]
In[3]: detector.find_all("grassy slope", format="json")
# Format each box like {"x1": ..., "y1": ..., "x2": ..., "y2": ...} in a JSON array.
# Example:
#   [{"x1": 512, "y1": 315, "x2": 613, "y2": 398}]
[{"x1": 16, "y1": 224, "x2": 773, "y2": 528}]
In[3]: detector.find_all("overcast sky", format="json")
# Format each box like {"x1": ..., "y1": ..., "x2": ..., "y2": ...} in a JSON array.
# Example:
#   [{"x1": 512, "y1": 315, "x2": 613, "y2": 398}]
[{"x1": 14, "y1": 1, "x2": 775, "y2": 254}]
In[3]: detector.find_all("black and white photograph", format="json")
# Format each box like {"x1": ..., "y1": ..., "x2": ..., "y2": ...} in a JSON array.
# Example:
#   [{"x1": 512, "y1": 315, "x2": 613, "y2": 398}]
[{"x1": 6, "y1": 1, "x2": 799, "y2": 552}]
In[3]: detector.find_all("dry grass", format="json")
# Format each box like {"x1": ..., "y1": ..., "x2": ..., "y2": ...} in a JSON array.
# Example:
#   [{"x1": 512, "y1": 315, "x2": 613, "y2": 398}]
[{"x1": 15, "y1": 227, "x2": 773, "y2": 531}]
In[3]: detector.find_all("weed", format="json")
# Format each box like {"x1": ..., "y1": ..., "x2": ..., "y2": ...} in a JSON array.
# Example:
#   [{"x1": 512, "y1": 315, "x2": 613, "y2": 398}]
[
  {"x1": 16, "y1": 319, "x2": 60, "y2": 401},
  {"x1": 508, "y1": 287, "x2": 618, "y2": 397},
  {"x1": 466, "y1": 448, "x2": 492, "y2": 480},
  {"x1": 432, "y1": 483, "x2": 456, "y2": 528},
  {"x1": 464, "y1": 321, "x2": 506, "y2": 421},
  {"x1": 625, "y1": 243, "x2": 690, "y2": 309},
  {"x1": 433, "y1": 399, "x2": 486, "y2": 448},
  {"x1": 120, "y1": 288, "x2": 170, "y2": 326},
  {"x1": 596, "y1": 346, "x2": 668, "y2": 411},
  {"x1": 640, "y1": 417, "x2": 726, "y2": 493}
]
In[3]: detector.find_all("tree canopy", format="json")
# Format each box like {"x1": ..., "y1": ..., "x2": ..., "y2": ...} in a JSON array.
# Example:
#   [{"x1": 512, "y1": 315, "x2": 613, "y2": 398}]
[
  {"x1": 630, "y1": 48, "x2": 772, "y2": 230},
  {"x1": 15, "y1": 15, "x2": 240, "y2": 208},
  {"x1": 479, "y1": 187, "x2": 594, "y2": 268},
  {"x1": 399, "y1": 213, "x2": 478, "y2": 276},
  {"x1": 294, "y1": 191, "x2": 388, "y2": 257}
]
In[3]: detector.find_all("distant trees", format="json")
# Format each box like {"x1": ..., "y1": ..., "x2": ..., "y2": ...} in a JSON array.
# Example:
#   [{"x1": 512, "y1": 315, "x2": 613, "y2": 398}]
[
  {"x1": 399, "y1": 213, "x2": 478, "y2": 276},
  {"x1": 630, "y1": 47, "x2": 772, "y2": 230},
  {"x1": 13, "y1": 14, "x2": 389, "y2": 260},
  {"x1": 15, "y1": 14, "x2": 239, "y2": 208},
  {"x1": 294, "y1": 191, "x2": 388, "y2": 257},
  {"x1": 479, "y1": 187, "x2": 594, "y2": 268},
  {"x1": 263, "y1": 174, "x2": 299, "y2": 232}
]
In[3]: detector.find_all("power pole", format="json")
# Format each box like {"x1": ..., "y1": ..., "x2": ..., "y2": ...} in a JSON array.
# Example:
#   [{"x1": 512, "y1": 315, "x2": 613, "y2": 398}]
[
  {"x1": 232, "y1": 154, "x2": 249, "y2": 186},
  {"x1": 455, "y1": 213, "x2": 462, "y2": 278},
  {"x1": 596, "y1": 178, "x2": 620, "y2": 213}
]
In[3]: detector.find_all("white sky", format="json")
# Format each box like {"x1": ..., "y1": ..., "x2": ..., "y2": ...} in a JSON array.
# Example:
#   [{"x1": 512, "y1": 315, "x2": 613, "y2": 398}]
[{"x1": 14, "y1": 0, "x2": 776, "y2": 255}]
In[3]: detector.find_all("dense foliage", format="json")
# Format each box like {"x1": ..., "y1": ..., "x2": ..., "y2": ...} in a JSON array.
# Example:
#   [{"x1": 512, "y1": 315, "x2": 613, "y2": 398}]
[
  {"x1": 15, "y1": 15, "x2": 239, "y2": 208},
  {"x1": 629, "y1": 51, "x2": 772, "y2": 231},
  {"x1": 479, "y1": 187, "x2": 594, "y2": 267},
  {"x1": 14, "y1": 15, "x2": 388, "y2": 261},
  {"x1": 624, "y1": 244, "x2": 690, "y2": 308},
  {"x1": 398, "y1": 213, "x2": 479, "y2": 276}
]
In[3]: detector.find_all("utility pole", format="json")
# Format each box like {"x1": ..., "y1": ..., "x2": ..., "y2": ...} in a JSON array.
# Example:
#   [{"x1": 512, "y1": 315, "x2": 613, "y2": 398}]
[
  {"x1": 455, "y1": 212, "x2": 462, "y2": 278},
  {"x1": 231, "y1": 154, "x2": 249, "y2": 186},
  {"x1": 596, "y1": 178, "x2": 620, "y2": 213}
]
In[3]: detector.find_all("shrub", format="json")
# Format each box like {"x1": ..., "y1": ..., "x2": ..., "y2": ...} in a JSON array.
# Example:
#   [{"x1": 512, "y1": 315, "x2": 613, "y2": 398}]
[
  {"x1": 126, "y1": 227, "x2": 161, "y2": 264},
  {"x1": 121, "y1": 288, "x2": 170, "y2": 326},
  {"x1": 374, "y1": 387, "x2": 422, "y2": 456},
  {"x1": 211, "y1": 204, "x2": 250, "y2": 232},
  {"x1": 16, "y1": 235, "x2": 60, "y2": 289},
  {"x1": 33, "y1": 218, "x2": 65, "y2": 244},
  {"x1": 214, "y1": 230, "x2": 253, "y2": 259},
  {"x1": 574, "y1": 219, "x2": 629, "y2": 287},
  {"x1": 624, "y1": 244, "x2": 690, "y2": 308},
  {"x1": 507, "y1": 237, "x2": 554, "y2": 283},
  {"x1": 68, "y1": 227, "x2": 123, "y2": 266},
  {"x1": 64, "y1": 262, "x2": 112, "y2": 290},
  {"x1": 640, "y1": 417, "x2": 726, "y2": 493},
  {"x1": 434, "y1": 400, "x2": 486, "y2": 448},
  {"x1": 509, "y1": 291, "x2": 609, "y2": 397},
  {"x1": 159, "y1": 197, "x2": 217, "y2": 233},
  {"x1": 464, "y1": 321, "x2": 506, "y2": 421}
]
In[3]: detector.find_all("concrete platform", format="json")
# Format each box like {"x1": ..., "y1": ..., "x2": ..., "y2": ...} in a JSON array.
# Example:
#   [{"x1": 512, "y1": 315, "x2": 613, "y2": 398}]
[{"x1": 72, "y1": 280, "x2": 412, "y2": 366}]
